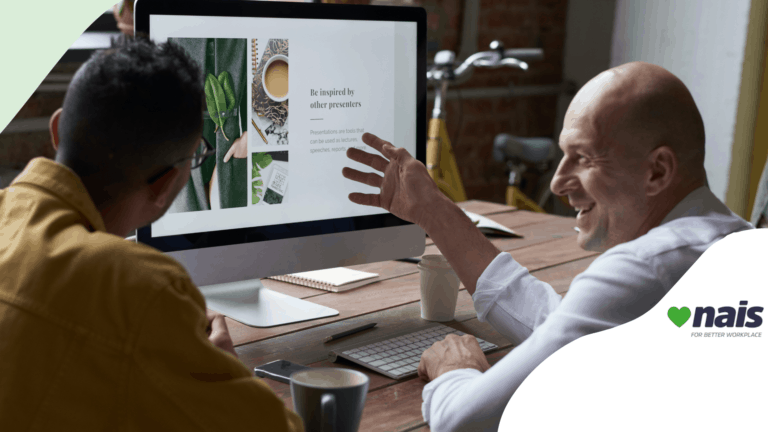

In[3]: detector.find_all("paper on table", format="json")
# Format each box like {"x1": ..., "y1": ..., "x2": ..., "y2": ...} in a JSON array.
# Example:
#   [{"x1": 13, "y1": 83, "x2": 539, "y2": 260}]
[{"x1": 463, "y1": 210, "x2": 522, "y2": 238}]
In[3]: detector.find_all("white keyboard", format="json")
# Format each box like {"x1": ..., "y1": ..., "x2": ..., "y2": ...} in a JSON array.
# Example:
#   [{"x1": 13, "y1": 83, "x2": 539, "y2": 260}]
[{"x1": 329, "y1": 324, "x2": 498, "y2": 379}]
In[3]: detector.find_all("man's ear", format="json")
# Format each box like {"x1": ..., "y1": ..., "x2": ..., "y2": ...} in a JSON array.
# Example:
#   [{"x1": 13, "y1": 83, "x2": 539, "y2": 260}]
[
  {"x1": 645, "y1": 146, "x2": 677, "y2": 196},
  {"x1": 49, "y1": 108, "x2": 62, "y2": 152},
  {"x1": 147, "y1": 167, "x2": 180, "y2": 210}
]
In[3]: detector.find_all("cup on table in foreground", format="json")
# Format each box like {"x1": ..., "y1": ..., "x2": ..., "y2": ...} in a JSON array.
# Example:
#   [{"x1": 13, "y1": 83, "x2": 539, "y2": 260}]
[
  {"x1": 418, "y1": 254, "x2": 460, "y2": 322},
  {"x1": 290, "y1": 368, "x2": 369, "y2": 432}
]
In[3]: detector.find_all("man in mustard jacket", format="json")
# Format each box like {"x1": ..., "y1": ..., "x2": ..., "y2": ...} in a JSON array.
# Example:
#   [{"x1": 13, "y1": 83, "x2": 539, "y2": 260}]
[{"x1": 0, "y1": 38, "x2": 302, "y2": 431}]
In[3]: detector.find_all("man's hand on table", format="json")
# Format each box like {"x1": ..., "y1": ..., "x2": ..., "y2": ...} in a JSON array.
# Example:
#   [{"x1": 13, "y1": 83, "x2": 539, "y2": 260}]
[
  {"x1": 418, "y1": 334, "x2": 491, "y2": 382},
  {"x1": 206, "y1": 310, "x2": 238, "y2": 358}
]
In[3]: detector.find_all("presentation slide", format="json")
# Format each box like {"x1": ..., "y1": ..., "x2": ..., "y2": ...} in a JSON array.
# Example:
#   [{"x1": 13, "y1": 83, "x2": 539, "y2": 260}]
[{"x1": 149, "y1": 15, "x2": 417, "y2": 237}]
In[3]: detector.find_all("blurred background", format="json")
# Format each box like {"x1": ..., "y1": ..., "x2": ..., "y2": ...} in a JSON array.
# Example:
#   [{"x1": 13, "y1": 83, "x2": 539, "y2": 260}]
[{"x1": 2, "y1": 0, "x2": 767, "y2": 221}]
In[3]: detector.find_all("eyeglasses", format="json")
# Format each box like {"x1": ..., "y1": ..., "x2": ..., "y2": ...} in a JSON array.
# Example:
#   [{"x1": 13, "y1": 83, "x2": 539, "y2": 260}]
[{"x1": 147, "y1": 136, "x2": 215, "y2": 184}]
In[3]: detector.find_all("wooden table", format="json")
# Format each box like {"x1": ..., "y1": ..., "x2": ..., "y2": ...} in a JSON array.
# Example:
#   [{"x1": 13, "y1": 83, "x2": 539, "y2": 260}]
[{"x1": 227, "y1": 201, "x2": 597, "y2": 431}]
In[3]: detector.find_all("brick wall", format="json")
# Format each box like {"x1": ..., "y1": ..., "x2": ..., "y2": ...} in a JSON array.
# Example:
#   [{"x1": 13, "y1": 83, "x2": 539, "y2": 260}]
[
  {"x1": 3, "y1": 1, "x2": 568, "y2": 204},
  {"x1": 0, "y1": 62, "x2": 80, "y2": 170},
  {"x1": 420, "y1": 0, "x2": 567, "y2": 202}
]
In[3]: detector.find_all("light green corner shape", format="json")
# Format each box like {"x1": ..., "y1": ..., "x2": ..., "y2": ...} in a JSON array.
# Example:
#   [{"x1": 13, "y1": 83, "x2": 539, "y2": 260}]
[{"x1": 0, "y1": 0, "x2": 115, "y2": 133}]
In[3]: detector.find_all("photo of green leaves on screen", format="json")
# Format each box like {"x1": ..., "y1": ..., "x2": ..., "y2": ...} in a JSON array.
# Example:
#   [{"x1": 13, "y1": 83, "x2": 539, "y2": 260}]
[
  {"x1": 166, "y1": 38, "x2": 249, "y2": 213},
  {"x1": 251, "y1": 151, "x2": 288, "y2": 206}
]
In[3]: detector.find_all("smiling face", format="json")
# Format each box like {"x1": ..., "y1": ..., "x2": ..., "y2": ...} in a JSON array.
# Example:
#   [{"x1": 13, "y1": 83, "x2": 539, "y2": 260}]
[{"x1": 550, "y1": 71, "x2": 652, "y2": 252}]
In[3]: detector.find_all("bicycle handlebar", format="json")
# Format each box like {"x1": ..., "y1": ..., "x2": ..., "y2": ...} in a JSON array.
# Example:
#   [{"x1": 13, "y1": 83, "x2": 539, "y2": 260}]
[
  {"x1": 503, "y1": 48, "x2": 544, "y2": 61},
  {"x1": 428, "y1": 42, "x2": 543, "y2": 83}
]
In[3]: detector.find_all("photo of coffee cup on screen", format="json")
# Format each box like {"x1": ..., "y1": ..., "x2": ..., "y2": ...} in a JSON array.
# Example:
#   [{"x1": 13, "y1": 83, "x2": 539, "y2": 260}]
[
  {"x1": 263, "y1": 54, "x2": 288, "y2": 102},
  {"x1": 251, "y1": 39, "x2": 289, "y2": 147}
]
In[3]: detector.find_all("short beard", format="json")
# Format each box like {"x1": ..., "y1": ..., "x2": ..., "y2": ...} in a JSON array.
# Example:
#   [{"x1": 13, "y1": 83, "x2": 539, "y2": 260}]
[{"x1": 580, "y1": 222, "x2": 610, "y2": 252}]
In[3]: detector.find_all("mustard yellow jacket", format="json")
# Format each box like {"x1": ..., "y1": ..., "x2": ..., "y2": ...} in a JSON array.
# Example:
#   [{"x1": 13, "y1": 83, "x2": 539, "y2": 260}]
[{"x1": 0, "y1": 158, "x2": 302, "y2": 431}]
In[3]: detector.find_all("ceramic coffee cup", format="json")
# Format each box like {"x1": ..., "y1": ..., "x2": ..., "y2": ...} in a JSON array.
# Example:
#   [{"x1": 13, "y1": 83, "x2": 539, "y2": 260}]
[
  {"x1": 262, "y1": 54, "x2": 289, "y2": 102},
  {"x1": 290, "y1": 368, "x2": 369, "y2": 432}
]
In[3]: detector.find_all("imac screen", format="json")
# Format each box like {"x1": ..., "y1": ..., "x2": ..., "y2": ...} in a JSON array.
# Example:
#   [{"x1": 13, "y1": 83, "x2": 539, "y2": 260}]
[{"x1": 145, "y1": 11, "x2": 419, "y2": 244}]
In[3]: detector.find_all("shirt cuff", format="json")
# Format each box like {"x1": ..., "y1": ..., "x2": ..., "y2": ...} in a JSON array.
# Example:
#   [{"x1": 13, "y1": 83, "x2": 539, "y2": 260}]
[
  {"x1": 422, "y1": 368, "x2": 483, "y2": 425},
  {"x1": 472, "y1": 252, "x2": 528, "y2": 322}
]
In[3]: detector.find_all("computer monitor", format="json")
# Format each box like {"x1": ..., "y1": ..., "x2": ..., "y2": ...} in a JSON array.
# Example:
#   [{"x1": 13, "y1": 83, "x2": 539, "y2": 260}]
[{"x1": 135, "y1": 1, "x2": 426, "y2": 327}]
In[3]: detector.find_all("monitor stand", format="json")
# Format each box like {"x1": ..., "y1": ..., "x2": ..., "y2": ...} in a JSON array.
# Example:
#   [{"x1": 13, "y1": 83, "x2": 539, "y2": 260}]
[{"x1": 198, "y1": 279, "x2": 339, "y2": 328}]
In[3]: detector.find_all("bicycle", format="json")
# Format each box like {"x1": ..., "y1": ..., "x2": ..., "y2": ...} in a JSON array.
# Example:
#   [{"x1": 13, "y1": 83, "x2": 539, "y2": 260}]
[{"x1": 426, "y1": 41, "x2": 550, "y2": 211}]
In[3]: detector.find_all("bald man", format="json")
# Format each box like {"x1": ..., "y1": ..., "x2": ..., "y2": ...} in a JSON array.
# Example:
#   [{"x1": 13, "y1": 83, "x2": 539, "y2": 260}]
[{"x1": 342, "y1": 62, "x2": 751, "y2": 431}]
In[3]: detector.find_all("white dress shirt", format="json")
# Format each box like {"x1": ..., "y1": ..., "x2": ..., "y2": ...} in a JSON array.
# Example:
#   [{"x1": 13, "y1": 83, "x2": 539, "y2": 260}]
[{"x1": 422, "y1": 187, "x2": 752, "y2": 432}]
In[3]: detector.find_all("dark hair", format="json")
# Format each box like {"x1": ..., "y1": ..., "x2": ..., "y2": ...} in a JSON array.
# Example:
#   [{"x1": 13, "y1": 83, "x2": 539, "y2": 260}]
[{"x1": 57, "y1": 37, "x2": 203, "y2": 204}]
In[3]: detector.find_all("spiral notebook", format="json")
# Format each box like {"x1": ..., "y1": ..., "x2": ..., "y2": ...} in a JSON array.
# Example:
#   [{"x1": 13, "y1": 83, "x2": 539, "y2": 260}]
[
  {"x1": 463, "y1": 210, "x2": 521, "y2": 238},
  {"x1": 268, "y1": 268, "x2": 380, "y2": 292}
]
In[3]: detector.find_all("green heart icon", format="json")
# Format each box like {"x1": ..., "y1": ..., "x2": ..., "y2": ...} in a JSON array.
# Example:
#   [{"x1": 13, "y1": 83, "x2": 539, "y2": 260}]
[{"x1": 668, "y1": 307, "x2": 691, "y2": 327}]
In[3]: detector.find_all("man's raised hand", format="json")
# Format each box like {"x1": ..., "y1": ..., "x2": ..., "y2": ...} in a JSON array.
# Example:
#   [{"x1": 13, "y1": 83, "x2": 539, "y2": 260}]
[{"x1": 342, "y1": 133, "x2": 444, "y2": 228}]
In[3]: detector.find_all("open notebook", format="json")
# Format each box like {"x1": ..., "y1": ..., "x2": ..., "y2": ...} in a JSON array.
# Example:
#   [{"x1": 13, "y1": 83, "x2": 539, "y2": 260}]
[
  {"x1": 268, "y1": 268, "x2": 379, "y2": 292},
  {"x1": 463, "y1": 210, "x2": 522, "y2": 237}
]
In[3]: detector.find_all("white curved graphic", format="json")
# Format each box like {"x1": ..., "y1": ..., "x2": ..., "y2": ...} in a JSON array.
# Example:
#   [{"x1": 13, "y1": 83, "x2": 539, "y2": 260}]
[{"x1": 502, "y1": 229, "x2": 768, "y2": 430}]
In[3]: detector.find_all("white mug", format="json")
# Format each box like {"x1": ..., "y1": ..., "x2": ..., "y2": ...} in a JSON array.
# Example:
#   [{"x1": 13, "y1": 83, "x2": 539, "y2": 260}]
[{"x1": 418, "y1": 255, "x2": 460, "y2": 322}]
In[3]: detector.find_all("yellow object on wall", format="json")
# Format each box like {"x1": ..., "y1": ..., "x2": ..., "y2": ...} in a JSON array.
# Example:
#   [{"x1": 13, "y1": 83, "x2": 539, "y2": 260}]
[
  {"x1": 726, "y1": 0, "x2": 768, "y2": 218},
  {"x1": 426, "y1": 118, "x2": 468, "y2": 203},
  {"x1": 746, "y1": 33, "x2": 768, "y2": 219}
]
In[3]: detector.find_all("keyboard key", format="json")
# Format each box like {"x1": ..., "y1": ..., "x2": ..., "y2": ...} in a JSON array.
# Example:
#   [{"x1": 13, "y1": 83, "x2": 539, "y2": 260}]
[
  {"x1": 360, "y1": 356, "x2": 374, "y2": 362},
  {"x1": 370, "y1": 360, "x2": 385, "y2": 367},
  {"x1": 381, "y1": 364, "x2": 394, "y2": 371}
]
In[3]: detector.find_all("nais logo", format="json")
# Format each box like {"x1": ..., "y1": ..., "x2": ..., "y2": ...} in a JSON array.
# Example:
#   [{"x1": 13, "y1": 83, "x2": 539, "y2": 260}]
[{"x1": 668, "y1": 301, "x2": 763, "y2": 338}]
